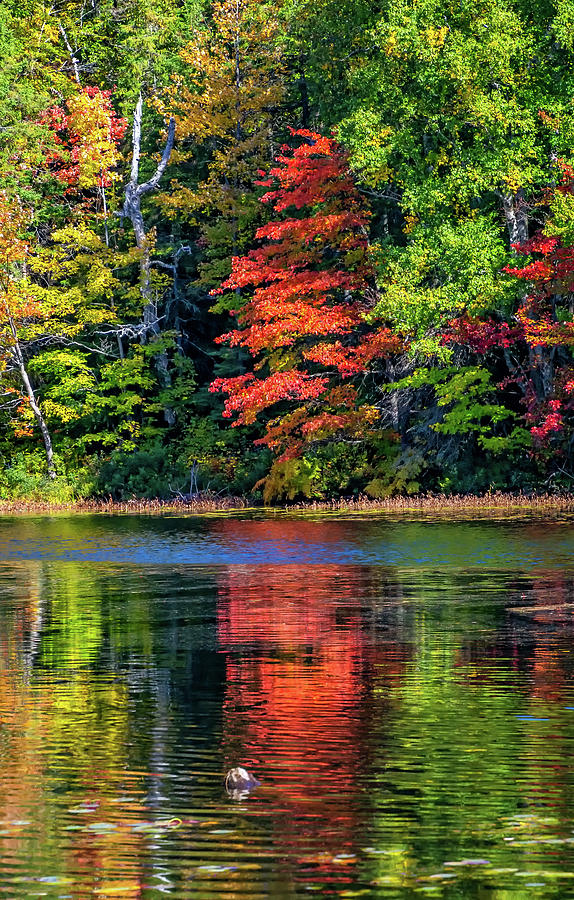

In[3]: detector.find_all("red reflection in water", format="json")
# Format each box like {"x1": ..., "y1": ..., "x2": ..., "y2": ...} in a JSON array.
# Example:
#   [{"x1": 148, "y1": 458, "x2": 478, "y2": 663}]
[
  {"x1": 212, "y1": 516, "x2": 362, "y2": 559},
  {"x1": 217, "y1": 564, "x2": 407, "y2": 886},
  {"x1": 524, "y1": 574, "x2": 574, "y2": 703}
]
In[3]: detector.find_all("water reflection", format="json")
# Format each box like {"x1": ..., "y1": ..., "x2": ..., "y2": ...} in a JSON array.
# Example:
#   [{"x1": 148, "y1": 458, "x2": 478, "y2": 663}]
[
  {"x1": 0, "y1": 518, "x2": 571, "y2": 895},
  {"x1": 217, "y1": 566, "x2": 389, "y2": 888},
  {"x1": 3, "y1": 511, "x2": 574, "y2": 567}
]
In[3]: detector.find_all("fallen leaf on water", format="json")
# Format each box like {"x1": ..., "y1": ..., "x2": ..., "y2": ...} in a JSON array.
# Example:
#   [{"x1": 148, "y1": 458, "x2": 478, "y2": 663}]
[
  {"x1": 197, "y1": 865, "x2": 238, "y2": 875},
  {"x1": 421, "y1": 873, "x2": 458, "y2": 881},
  {"x1": 444, "y1": 859, "x2": 490, "y2": 867},
  {"x1": 93, "y1": 883, "x2": 141, "y2": 895},
  {"x1": 69, "y1": 801, "x2": 100, "y2": 814},
  {"x1": 485, "y1": 868, "x2": 518, "y2": 875}
]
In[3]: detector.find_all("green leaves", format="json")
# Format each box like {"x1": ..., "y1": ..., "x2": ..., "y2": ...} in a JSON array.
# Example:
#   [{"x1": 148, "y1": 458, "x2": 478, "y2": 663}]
[{"x1": 386, "y1": 365, "x2": 530, "y2": 456}]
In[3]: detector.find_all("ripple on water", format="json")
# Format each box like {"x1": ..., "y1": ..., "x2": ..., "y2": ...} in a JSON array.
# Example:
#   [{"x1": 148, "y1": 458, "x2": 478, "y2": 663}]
[{"x1": 0, "y1": 518, "x2": 572, "y2": 895}]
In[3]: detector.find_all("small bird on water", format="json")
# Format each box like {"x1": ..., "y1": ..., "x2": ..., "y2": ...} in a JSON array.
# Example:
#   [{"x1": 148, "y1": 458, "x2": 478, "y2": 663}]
[{"x1": 224, "y1": 766, "x2": 260, "y2": 799}]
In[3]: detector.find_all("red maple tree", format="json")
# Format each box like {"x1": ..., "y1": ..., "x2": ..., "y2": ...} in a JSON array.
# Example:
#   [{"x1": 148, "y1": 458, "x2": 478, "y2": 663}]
[
  {"x1": 446, "y1": 162, "x2": 574, "y2": 456},
  {"x1": 502, "y1": 168, "x2": 574, "y2": 450},
  {"x1": 210, "y1": 129, "x2": 402, "y2": 459}
]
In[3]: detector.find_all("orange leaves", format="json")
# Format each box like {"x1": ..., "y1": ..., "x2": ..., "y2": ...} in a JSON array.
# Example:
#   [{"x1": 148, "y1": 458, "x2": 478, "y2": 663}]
[
  {"x1": 210, "y1": 129, "x2": 396, "y2": 456},
  {"x1": 504, "y1": 241, "x2": 574, "y2": 295},
  {"x1": 501, "y1": 174, "x2": 574, "y2": 352},
  {"x1": 255, "y1": 211, "x2": 366, "y2": 244},
  {"x1": 516, "y1": 304, "x2": 574, "y2": 348},
  {"x1": 258, "y1": 130, "x2": 362, "y2": 212},
  {"x1": 304, "y1": 329, "x2": 403, "y2": 377},
  {"x1": 503, "y1": 166, "x2": 574, "y2": 298},
  {"x1": 216, "y1": 131, "x2": 373, "y2": 359},
  {"x1": 210, "y1": 370, "x2": 329, "y2": 426}
]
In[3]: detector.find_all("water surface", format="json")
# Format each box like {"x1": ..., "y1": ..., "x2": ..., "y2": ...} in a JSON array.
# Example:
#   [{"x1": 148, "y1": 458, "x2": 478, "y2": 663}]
[{"x1": 0, "y1": 513, "x2": 573, "y2": 897}]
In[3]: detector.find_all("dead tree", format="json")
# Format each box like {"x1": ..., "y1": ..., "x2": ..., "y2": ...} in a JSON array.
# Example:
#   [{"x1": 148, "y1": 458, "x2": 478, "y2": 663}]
[{"x1": 120, "y1": 94, "x2": 177, "y2": 425}]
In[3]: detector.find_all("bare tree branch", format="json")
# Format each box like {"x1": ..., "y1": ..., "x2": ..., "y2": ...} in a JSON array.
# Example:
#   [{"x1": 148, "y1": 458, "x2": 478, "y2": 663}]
[
  {"x1": 57, "y1": 21, "x2": 81, "y2": 86},
  {"x1": 139, "y1": 118, "x2": 176, "y2": 195}
]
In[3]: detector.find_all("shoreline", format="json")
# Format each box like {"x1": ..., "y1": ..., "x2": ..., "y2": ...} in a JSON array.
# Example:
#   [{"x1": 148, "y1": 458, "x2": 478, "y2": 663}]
[{"x1": 0, "y1": 491, "x2": 573, "y2": 517}]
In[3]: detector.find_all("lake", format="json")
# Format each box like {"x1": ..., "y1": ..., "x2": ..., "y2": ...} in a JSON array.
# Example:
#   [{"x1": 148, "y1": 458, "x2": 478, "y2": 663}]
[{"x1": 0, "y1": 511, "x2": 574, "y2": 897}]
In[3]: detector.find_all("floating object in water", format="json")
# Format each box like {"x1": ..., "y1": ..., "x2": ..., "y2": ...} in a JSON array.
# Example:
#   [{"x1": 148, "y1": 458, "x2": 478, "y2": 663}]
[{"x1": 224, "y1": 767, "x2": 260, "y2": 799}]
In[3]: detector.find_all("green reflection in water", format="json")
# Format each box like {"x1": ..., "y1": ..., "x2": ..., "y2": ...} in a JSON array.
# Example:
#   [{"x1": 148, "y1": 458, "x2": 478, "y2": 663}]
[{"x1": 364, "y1": 579, "x2": 574, "y2": 897}]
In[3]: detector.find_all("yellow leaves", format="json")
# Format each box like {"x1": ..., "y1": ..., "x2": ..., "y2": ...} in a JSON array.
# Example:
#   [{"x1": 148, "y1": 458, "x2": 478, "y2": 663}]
[
  {"x1": 158, "y1": 0, "x2": 287, "y2": 291},
  {"x1": 0, "y1": 193, "x2": 29, "y2": 269},
  {"x1": 35, "y1": 20, "x2": 59, "y2": 47},
  {"x1": 0, "y1": 280, "x2": 49, "y2": 334},
  {"x1": 424, "y1": 26, "x2": 448, "y2": 52},
  {"x1": 66, "y1": 90, "x2": 123, "y2": 189},
  {"x1": 52, "y1": 224, "x2": 107, "y2": 253},
  {"x1": 167, "y1": 0, "x2": 285, "y2": 153},
  {"x1": 403, "y1": 213, "x2": 419, "y2": 235},
  {"x1": 384, "y1": 24, "x2": 447, "y2": 61},
  {"x1": 42, "y1": 400, "x2": 81, "y2": 424},
  {"x1": 435, "y1": 147, "x2": 450, "y2": 171},
  {"x1": 365, "y1": 126, "x2": 393, "y2": 156},
  {"x1": 503, "y1": 164, "x2": 531, "y2": 194},
  {"x1": 384, "y1": 30, "x2": 399, "y2": 57}
]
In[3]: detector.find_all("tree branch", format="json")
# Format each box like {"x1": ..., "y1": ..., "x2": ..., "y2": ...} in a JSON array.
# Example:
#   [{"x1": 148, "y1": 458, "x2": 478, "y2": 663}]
[
  {"x1": 130, "y1": 93, "x2": 143, "y2": 187},
  {"x1": 57, "y1": 22, "x2": 81, "y2": 86},
  {"x1": 138, "y1": 116, "x2": 176, "y2": 196}
]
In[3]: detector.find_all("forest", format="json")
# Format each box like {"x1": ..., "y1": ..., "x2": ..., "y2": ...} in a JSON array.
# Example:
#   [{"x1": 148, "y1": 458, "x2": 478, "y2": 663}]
[{"x1": 2, "y1": 0, "x2": 574, "y2": 503}]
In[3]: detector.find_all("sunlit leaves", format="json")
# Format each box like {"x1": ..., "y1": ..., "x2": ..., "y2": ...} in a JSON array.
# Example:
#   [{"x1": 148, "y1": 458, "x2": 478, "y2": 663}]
[
  {"x1": 159, "y1": 0, "x2": 286, "y2": 290},
  {"x1": 211, "y1": 130, "x2": 401, "y2": 461},
  {"x1": 40, "y1": 88, "x2": 127, "y2": 190}
]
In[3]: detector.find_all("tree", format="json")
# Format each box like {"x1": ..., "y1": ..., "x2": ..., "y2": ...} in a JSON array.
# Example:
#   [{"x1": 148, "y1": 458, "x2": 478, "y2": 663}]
[
  {"x1": 0, "y1": 194, "x2": 57, "y2": 477},
  {"x1": 0, "y1": 86, "x2": 135, "y2": 477},
  {"x1": 501, "y1": 165, "x2": 574, "y2": 468},
  {"x1": 328, "y1": 0, "x2": 574, "y2": 346},
  {"x1": 210, "y1": 130, "x2": 401, "y2": 478},
  {"x1": 420, "y1": 163, "x2": 574, "y2": 486},
  {"x1": 159, "y1": 0, "x2": 287, "y2": 292}
]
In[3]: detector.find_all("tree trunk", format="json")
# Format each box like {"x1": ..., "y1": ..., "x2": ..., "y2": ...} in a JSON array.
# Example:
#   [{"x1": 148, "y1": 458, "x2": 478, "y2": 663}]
[
  {"x1": 298, "y1": 61, "x2": 310, "y2": 127},
  {"x1": 8, "y1": 318, "x2": 56, "y2": 479},
  {"x1": 501, "y1": 189, "x2": 529, "y2": 245},
  {"x1": 122, "y1": 94, "x2": 177, "y2": 426}
]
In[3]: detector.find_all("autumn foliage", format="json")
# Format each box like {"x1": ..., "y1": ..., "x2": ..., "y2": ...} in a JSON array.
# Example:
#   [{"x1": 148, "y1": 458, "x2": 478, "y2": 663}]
[
  {"x1": 40, "y1": 87, "x2": 127, "y2": 190},
  {"x1": 442, "y1": 164, "x2": 574, "y2": 458},
  {"x1": 6, "y1": 0, "x2": 574, "y2": 497},
  {"x1": 210, "y1": 130, "x2": 402, "y2": 459}
]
